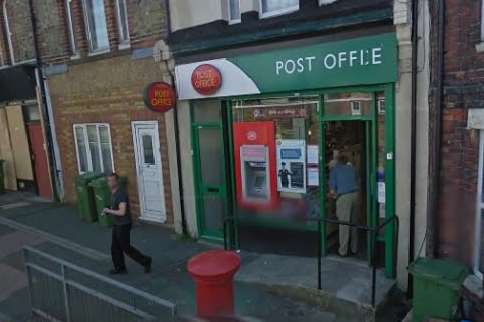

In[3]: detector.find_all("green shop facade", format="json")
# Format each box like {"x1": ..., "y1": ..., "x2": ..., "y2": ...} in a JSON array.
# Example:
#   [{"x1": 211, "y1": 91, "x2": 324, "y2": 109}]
[{"x1": 175, "y1": 32, "x2": 399, "y2": 277}]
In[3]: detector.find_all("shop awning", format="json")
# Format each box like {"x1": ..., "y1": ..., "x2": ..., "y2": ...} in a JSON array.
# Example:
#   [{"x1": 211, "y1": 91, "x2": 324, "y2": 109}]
[{"x1": 0, "y1": 65, "x2": 36, "y2": 103}]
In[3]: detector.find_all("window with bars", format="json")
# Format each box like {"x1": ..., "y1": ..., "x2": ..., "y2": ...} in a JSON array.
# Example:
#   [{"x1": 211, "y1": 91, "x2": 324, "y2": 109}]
[
  {"x1": 73, "y1": 124, "x2": 114, "y2": 174},
  {"x1": 115, "y1": 0, "x2": 130, "y2": 47},
  {"x1": 259, "y1": 0, "x2": 299, "y2": 18},
  {"x1": 228, "y1": 0, "x2": 241, "y2": 24},
  {"x1": 81, "y1": 0, "x2": 109, "y2": 53},
  {"x1": 65, "y1": 0, "x2": 79, "y2": 57}
]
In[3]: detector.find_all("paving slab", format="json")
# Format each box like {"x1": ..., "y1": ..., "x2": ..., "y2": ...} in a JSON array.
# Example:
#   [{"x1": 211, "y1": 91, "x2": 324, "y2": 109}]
[
  {"x1": 0, "y1": 263, "x2": 27, "y2": 302},
  {"x1": 236, "y1": 253, "x2": 394, "y2": 306}
]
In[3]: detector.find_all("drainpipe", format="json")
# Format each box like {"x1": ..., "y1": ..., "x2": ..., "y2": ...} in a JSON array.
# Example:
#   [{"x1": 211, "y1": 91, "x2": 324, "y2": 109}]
[
  {"x1": 427, "y1": 0, "x2": 445, "y2": 258},
  {"x1": 408, "y1": 0, "x2": 419, "y2": 297},
  {"x1": 162, "y1": 0, "x2": 188, "y2": 236},
  {"x1": 28, "y1": 0, "x2": 59, "y2": 201}
]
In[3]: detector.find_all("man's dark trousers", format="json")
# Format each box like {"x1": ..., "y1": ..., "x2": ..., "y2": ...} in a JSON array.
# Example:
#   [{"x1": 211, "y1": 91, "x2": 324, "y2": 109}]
[{"x1": 111, "y1": 224, "x2": 149, "y2": 270}]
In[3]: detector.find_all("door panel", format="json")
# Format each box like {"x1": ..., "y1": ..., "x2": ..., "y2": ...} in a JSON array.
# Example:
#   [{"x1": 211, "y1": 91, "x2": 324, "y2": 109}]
[
  {"x1": 27, "y1": 123, "x2": 52, "y2": 200},
  {"x1": 132, "y1": 122, "x2": 166, "y2": 223},
  {"x1": 194, "y1": 124, "x2": 228, "y2": 239}
]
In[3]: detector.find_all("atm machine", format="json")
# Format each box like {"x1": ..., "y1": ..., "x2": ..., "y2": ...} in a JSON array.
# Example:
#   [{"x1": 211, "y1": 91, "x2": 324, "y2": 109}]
[{"x1": 233, "y1": 121, "x2": 278, "y2": 211}]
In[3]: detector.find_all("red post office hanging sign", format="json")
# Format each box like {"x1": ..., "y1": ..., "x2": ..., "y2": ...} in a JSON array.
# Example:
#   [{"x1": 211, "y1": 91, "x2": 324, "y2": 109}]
[
  {"x1": 144, "y1": 82, "x2": 176, "y2": 112},
  {"x1": 191, "y1": 64, "x2": 222, "y2": 95}
]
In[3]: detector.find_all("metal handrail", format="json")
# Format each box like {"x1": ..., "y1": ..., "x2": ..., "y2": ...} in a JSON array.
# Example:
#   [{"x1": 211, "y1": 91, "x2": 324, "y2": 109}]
[
  {"x1": 316, "y1": 215, "x2": 399, "y2": 307},
  {"x1": 23, "y1": 246, "x2": 176, "y2": 321}
]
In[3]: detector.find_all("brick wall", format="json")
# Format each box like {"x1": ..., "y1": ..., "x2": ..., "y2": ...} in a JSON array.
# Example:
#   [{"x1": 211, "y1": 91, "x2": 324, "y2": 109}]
[
  {"x1": 36, "y1": 0, "x2": 169, "y2": 65},
  {"x1": 47, "y1": 54, "x2": 174, "y2": 225},
  {"x1": 430, "y1": 0, "x2": 484, "y2": 265},
  {"x1": 33, "y1": 0, "x2": 71, "y2": 63},
  {"x1": 2, "y1": 0, "x2": 36, "y2": 63}
]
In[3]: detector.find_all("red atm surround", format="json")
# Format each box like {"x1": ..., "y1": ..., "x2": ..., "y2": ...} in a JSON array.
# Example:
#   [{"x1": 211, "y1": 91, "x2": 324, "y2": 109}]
[{"x1": 233, "y1": 121, "x2": 278, "y2": 211}]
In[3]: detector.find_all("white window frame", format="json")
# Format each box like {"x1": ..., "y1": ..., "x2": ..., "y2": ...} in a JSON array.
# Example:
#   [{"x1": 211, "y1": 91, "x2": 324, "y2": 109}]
[
  {"x1": 73, "y1": 123, "x2": 115, "y2": 174},
  {"x1": 228, "y1": 0, "x2": 241, "y2": 24},
  {"x1": 258, "y1": 0, "x2": 299, "y2": 19},
  {"x1": 115, "y1": 0, "x2": 130, "y2": 49},
  {"x1": 474, "y1": 130, "x2": 484, "y2": 279},
  {"x1": 81, "y1": 0, "x2": 110, "y2": 55},
  {"x1": 2, "y1": 0, "x2": 14, "y2": 64},
  {"x1": 477, "y1": 0, "x2": 484, "y2": 52},
  {"x1": 65, "y1": 0, "x2": 80, "y2": 58},
  {"x1": 481, "y1": 0, "x2": 484, "y2": 42}
]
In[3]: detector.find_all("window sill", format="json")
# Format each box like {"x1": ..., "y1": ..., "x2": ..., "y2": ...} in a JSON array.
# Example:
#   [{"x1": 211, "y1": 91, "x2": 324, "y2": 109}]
[
  {"x1": 87, "y1": 48, "x2": 111, "y2": 57},
  {"x1": 228, "y1": 18, "x2": 241, "y2": 25},
  {"x1": 70, "y1": 53, "x2": 80, "y2": 60},
  {"x1": 118, "y1": 43, "x2": 131, "y2": 51},
  {"x1": 259, "y1": 6, "x2": 299, "y2": 19},
  {"x1": 319, "y1": 0, "x2": 338, "y2": 5},
  {"x1": 476, "y1": 42, "x2": 484, "y2": 52}
]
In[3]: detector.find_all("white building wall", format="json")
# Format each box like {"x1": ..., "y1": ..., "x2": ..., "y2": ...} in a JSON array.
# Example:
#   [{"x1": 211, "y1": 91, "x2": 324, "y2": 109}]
[
  {"x1": 170, "y1": 0, "x2": 224, "y2": 32},
  {"x1": 393, "y1": 0, "x2": 431, "y2": 289}
]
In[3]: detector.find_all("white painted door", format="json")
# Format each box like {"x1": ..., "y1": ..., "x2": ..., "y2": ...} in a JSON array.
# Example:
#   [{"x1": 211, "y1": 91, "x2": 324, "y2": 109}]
[{"x1": 132, "y1": 121, "x2": 166, "y2": 223}]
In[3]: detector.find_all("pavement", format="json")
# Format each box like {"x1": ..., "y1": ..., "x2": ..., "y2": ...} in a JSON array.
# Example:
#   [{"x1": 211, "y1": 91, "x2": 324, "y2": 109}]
[{"x1": 0, "y1": 192, "x2": 406, "y2": 322}]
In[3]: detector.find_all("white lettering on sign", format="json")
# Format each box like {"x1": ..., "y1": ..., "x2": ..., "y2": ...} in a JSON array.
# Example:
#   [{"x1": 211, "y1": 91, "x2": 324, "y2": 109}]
[
  {"x1": 275, "y1": 56, "x2": 316, "y2": 75},
  {"x1": 274, "y1": 47, "x2": 383, "y2": 76}
]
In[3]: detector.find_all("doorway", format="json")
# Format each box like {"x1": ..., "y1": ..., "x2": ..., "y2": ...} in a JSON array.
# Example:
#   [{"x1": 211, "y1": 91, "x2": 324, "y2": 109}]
[
  {"x1": 323, "y1": 120, "x2": 372, "y2": 260},
  {"x1": 132, "y1": 121, "x2": 166, "y2": 223},
  {"x1": 191, "y1": 100, "x2": 231, "y2": 241},
  {"x1": 27, "y1": 122, "x2": 52, "y2": 200}
]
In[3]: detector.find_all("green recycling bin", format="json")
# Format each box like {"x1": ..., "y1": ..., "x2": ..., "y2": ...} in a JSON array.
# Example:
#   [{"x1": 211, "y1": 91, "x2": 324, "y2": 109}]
[
  {"x1": 89, "y1": 176, "x2": 127, "y2": 227},
  {"x1": 75, "y1": 172, "x2": 102, "y2": 223},
  {"x1": 408, "y1": 258, "x2": 468, "y2": 322},
  {"x1": 0, "y1": 160, "x2": 5, "y2": 194}
]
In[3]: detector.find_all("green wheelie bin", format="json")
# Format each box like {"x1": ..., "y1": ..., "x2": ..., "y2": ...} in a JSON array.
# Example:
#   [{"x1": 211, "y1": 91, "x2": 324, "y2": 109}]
[
  {"x1": 408, "y1": 258, "x2": 468, "y2": 322},
  {"x1": 89, "y1": 176, "x2": 127, "y2": 227},
  {"x1": 0, "y1": 160, "x2": 5, "y2": 194},
  {"x1": 75, "y1": 172, "x2": 102, "y2": 222}
]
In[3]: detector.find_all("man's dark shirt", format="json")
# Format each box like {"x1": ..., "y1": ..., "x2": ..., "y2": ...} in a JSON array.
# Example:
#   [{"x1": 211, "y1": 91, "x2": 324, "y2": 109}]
[
  {"x1": 110, "y1": 189, "x2": 132, "y2": 226},
  {"x1": 278, "y1": 169, "x2": 291, "y2": 187}
]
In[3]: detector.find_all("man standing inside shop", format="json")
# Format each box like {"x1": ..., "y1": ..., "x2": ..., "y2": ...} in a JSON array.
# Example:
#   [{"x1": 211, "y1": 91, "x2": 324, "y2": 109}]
[
  {"x1": 329, "y1": 154, "x2": 358, "y2": 257},
  {"x1": 103, "y1": 173, "x2": 152, "y2": 275}
]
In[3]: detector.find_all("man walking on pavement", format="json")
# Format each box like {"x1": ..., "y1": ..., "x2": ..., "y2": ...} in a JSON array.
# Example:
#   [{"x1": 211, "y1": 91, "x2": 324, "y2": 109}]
[
  {"x1": 329, "y1": 153, "x2": 358, "y2": 257},
  {"x1": 103, "y1": 173, "x2": 152, "y2": 275}
]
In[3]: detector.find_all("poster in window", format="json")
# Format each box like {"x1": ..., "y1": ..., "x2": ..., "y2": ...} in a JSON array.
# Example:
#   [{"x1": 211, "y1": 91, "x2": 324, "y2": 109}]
[{"x1": 276, "y1": 139, "x2": 306, "y2": 193}]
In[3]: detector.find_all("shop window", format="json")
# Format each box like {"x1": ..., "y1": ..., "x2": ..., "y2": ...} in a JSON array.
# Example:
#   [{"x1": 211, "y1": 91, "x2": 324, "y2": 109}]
[
  {"x1": 81, "y1": 0, "x2": 109, "y2": 53},
  {"x1": 228, "y1": 0, "x2": 241, "y2": 24},
  {"x1": 2, "y1": 0, "x2": 14, "y2": 64},
  {"x1": 324, "y1": 92, "x2": 372, "y2": 117},
  {"x1": 259, "y1": 0, "x2": 299, "y2": 18},
  {"x1": 73, "y1": 124, "x2": 114, "y2": 174},
  {"x1": 65, "y1": 0, "x2": 79, "y2": 57},
  {"x1": 474, "y1": 131, "x2": 484, "y2": 278},
  {"x1": 115, "y1": 0, "x2": 130, "y2": 48},
  {"x1": 231, "y1": 96, "x2": 320, "y2": 221}
]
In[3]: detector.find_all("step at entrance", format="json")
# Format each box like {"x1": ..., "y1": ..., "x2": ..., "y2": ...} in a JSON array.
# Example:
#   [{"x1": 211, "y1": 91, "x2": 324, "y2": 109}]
[{"x1": 235, "y1": 253, "x2": 396, "y2": 322}]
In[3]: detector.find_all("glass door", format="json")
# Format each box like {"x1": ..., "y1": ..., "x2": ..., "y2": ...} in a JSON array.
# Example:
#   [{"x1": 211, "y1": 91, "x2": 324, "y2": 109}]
[{"x1": 191, "y1": 101, "x2": 230, "y2": 242}]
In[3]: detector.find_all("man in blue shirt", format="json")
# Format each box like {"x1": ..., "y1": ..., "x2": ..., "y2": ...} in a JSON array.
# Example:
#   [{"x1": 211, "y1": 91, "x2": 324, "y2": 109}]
[{"x1": 329, "y1": 153, "x2": 358, "y2": 256}]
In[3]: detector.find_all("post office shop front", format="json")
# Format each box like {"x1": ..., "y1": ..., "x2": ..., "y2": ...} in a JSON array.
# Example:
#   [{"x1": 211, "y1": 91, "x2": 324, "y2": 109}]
[{"x1": 175, "y1": 33, "x2": 399, "y2": 277}]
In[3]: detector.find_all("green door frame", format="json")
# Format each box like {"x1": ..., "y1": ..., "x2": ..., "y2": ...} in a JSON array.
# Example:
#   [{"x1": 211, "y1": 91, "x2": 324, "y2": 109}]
[
  {"x1": 190, "y1": 83, "x2": 396, "y2": 277},
  {"x1": 190, "y1": 101, "x2": 230, "y2": 243},
  {"x1": 318, "y1": 84, "x2": 395, "y2": 277}
]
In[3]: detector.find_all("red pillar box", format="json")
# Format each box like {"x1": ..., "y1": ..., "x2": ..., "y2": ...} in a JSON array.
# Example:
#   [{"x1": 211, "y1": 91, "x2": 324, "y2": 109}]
[{"x1": 187, "y1": 250, "x2": 241, "y2": 319}]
